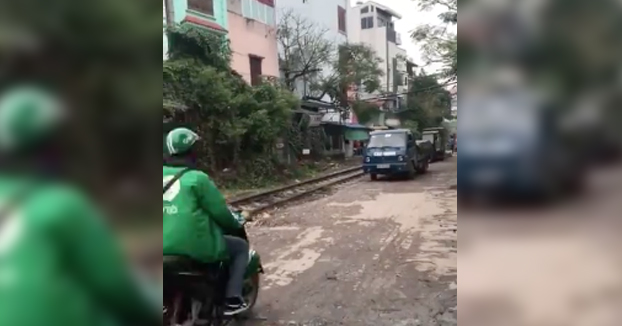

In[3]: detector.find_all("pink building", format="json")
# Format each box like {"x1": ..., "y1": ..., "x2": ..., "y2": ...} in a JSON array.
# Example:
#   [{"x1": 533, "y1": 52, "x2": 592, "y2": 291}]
[{"x1": 227, "y1": 0, "x2": 279, "y2": 85}]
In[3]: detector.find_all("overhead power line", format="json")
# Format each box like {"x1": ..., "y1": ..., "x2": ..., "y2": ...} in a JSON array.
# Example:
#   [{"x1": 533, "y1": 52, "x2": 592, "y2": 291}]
[{"x1": 354, "y1": 80, "x2": 457, "y2": 102}]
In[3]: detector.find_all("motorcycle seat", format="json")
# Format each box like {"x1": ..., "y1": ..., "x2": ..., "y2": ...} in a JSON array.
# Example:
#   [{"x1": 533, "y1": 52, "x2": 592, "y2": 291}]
[{"x1": 163, "y1": 255, "x2": 227, "y2": 281}]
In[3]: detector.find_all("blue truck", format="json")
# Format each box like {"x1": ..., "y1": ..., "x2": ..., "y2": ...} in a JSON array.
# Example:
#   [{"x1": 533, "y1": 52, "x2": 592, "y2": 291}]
[
  {"x1": 458, "y1": 91, "x2": 587, "y2": 201},
  {"x1": 362, "y1": 129, "x2": 431, "y2": 180}
]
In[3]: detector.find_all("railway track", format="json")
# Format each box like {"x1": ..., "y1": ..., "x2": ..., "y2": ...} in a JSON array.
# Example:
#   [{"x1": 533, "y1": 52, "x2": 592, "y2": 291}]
[{"x1": 229, "y1": 166, "x2": 364, "y2": 217}]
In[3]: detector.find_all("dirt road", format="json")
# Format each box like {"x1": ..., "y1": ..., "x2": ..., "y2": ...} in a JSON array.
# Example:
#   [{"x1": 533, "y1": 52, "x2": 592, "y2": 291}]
[
  {"x1": 459, "y1": 164, "x2": 622, "y2": 326},
  {"x1": 244, "y1": 157, "x2": 458, "y2": 326}
]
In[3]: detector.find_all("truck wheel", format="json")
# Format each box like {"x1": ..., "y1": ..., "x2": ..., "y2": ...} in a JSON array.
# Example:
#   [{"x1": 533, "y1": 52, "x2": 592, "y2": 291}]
[
  {"x1": 370, "y1": 173, "x2": 378, "y2": 181},
  {"x1": 415, "y1": 160, "x2": 428, "y2": 174},
  {"x1": 421, "y1": 160, "x2": 429, "y2": 174},
  {"x1": 408, "y1": 161, "x2": 416, "y2": 179}
]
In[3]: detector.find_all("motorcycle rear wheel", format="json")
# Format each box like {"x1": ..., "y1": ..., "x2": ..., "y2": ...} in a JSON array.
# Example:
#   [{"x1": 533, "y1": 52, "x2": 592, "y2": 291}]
[{"x1": 238, "y1": 274, "x2": 260, "y2": 318}]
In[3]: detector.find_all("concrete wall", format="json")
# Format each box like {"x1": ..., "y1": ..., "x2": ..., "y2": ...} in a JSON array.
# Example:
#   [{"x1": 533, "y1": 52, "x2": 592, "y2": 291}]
[{"x1": 228, "y1": 0, "x2": 279, "y2": 83}]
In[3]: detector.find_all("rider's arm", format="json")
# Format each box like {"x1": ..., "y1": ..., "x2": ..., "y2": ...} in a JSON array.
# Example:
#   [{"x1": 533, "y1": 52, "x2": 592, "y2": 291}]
[
  {"x1": 195, "y1": 172, "x2": 241, "y2": 231},
  {"x1": 51, "y1": 189, "x2": 160, "y2": 326}
]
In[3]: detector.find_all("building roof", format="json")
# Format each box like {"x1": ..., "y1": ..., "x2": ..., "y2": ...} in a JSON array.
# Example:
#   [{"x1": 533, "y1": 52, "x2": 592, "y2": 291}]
[
  {"x1": 353, "y1": 1, "x2": 402, "y2": 19},
  {"x1": 370, "y1": 128, "x2": 409, "y2": 134}
]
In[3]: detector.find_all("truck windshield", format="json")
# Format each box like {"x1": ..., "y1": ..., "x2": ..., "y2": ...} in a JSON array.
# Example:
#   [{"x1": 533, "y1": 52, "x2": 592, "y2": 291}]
[{"x1": 367, "y1": 133, "x2": 406, "y2": 148}]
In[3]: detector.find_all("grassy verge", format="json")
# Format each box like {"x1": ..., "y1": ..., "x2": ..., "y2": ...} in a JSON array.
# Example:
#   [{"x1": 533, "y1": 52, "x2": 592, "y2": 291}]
[{"x1": 221, "y1": 157, "x2": 361, "y2": 199}]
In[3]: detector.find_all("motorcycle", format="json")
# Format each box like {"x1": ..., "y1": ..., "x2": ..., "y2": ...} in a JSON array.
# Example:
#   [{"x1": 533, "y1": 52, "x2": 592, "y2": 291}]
[{"x1": 163, "y1": 208, "x2": 264, "y2": 326}]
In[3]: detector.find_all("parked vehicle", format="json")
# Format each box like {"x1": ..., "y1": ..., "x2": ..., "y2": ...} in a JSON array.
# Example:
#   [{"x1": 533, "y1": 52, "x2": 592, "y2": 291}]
[
  {"x1": 362, "y1": 129, "x2": 430, "y2": 180},
  {"x1": 458, "y1": 90, "x2": 588, "y2": 201},
  {"x1": 416, "y1": 140, "x2": 434, "y2": 162},
  {"x1": 422, "y1": 127, "x2": 449, "y2": 161},
  {"x1": 163, "y1": 208, "x2": 263, "y2": 326}
]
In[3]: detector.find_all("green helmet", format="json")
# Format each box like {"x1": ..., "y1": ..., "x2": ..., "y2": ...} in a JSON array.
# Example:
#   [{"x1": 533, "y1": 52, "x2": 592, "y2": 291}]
[
  {"x1": 165, "y1": 127, "x2": 200, "y2": 155},
  {"x1": 0, "y1": 86, "x2": 65, "y2": 152}
]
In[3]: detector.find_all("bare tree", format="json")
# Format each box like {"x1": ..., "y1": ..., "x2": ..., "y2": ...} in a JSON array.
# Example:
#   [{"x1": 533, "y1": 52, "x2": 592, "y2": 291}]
[
  {"x1": 277, "y1": 10, "x2": 334, "y2": 93},
  {"x1": 277, "y1": 10, "x2": 383, "y2": 109}
]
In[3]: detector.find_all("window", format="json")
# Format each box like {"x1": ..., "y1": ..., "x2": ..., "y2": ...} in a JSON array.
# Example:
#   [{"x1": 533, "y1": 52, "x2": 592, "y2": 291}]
[
  {"x1": 254, "y1": 2, "x2": 263, "y2": 20},
  {"x1": 241, "y1": 0, "x2": 275, "y2": 26},
  {"x1": 266, "y1": 8, "x2": 275, "y2": 25},
  {"x1": 249, "y1": 55, "x2": 263, "y2": 86},
  {"x1": 387, "y1": 29, "x2": 397, "y2": 42},
  {"x1": 368, "y1": 133, "x2": 407, "y2": 148},
  {"x1": 242, "y1": 0, "x2": 252, "y2": 17},
  {"x1": 404, "y1": 76, "x2": 409, "y2": 86},
  {"x1": 360, "y1": 6, "x2": 368, "y2": 13},
  {"x1": 337, "y1": 6, "x2": 346, "y2": 33},
  {"x1": 371, "y1": 6, "x2": 375, "y2": 11},
  {"x1": 188, "y1": 0, "x2": 214, "y2": 16},
  {"x1": 361, "y1": 16, "x2": 374, "y2": 29},
  {"x1": 378, "y1": 17, "x2": 387, "y2": 27}
]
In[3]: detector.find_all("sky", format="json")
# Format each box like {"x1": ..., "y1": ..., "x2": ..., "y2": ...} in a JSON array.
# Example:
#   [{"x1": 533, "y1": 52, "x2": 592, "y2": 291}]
[{"x1": 363, "y1": 0, "x2": 455, "y2": 75}]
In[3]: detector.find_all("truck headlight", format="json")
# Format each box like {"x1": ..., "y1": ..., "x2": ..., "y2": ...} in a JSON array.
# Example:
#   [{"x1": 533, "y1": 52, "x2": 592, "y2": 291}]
[
  {"x1": 398, "y1": 156, "x2": 404, "y2": 162},
  {"x1": 365, "y1": 157, "x2": 370, "y2": 163}
]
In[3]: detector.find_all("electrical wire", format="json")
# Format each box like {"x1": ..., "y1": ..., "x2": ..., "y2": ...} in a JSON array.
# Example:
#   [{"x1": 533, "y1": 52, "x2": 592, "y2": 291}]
[{"x1": 353, "y1": 80, "x2": 457, "y2": 101}]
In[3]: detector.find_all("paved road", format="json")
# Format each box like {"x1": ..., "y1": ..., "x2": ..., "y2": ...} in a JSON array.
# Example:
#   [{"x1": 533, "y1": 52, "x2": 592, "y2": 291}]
[{"x1": 244, "y1": 157, "x2": 458, "y2": 326}]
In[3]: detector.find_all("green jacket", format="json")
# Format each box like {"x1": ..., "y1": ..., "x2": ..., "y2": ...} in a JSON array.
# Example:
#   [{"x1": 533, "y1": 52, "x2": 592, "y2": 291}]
[
  {"x1": 163, "y1": 166, "x2": 241, "y2": 263},
  {"x1": 0, "y1": 176, "x2": 160, "y2": 326}
]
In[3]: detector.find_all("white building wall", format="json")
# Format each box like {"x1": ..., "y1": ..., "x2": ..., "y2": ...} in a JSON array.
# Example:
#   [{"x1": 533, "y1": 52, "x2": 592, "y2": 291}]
[
  {"x1": 389, "y1": 44, "x2": 408, "y2": 95},
  {"x1": 276, "y1": 0, "x2": 348, "y2": 101},
  {"x1": 347, "y1": 1, "x2": 408, "y2": 103}
]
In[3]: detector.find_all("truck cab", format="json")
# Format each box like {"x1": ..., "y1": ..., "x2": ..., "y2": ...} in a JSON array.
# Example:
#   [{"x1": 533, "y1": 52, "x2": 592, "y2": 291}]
[{"x1": 362, "y1": 129, "x2": 429, "y2": 180}]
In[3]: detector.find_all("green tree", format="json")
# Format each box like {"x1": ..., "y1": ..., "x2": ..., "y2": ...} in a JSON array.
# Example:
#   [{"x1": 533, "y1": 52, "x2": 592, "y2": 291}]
[
  {"x1": 351, "y1": 100, "x2": 381, "y2": 125},
  {"x1": 399, "y1": 74, "x2": 452, "y2": 131},
  {"x1": 164, "y1": 26, "x2": 299, "y2": 185},
  {"x1": 311, "y1": 43, "x2": 384, "y2": 108},
  {"x1": 411, "y1": 0, "x2": 457, "y2": 81}
]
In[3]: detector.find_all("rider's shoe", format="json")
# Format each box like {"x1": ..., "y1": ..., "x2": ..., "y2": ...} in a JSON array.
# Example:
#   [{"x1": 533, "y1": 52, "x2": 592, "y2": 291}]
[{"x1": 223, "y1": 297, "x2": 248, "y2": 316}]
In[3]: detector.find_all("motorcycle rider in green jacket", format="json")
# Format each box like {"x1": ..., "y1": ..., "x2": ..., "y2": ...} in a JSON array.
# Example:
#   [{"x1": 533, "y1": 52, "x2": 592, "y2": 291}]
[
  {"x1": 163, "y1": 127, "x2": 250, "y2": 315},
  {"x1": 0, "y1": 86, "x2": 161, "y2": 326}
]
